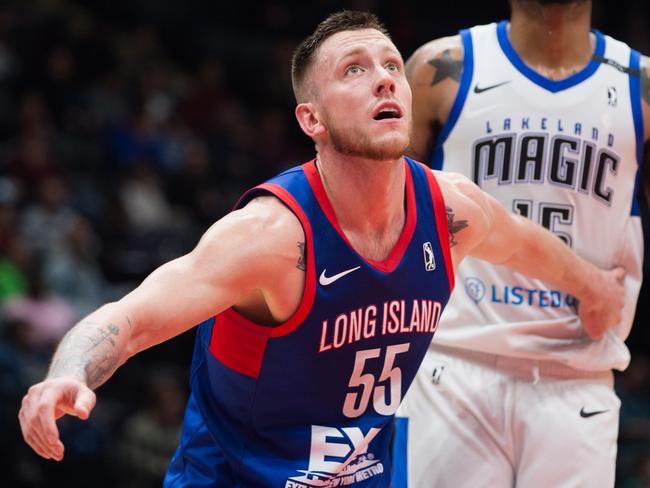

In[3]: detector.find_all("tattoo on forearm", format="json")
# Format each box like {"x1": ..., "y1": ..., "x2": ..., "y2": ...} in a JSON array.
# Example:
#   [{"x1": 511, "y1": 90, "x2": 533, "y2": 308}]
[
  {"x1": 87, "y1": 324, "x2": 120, "y2": 350},
  {"x1": 428, "y1": 49, "x2": 462, "y2": 86},
  {"x1": 49, "y1": 320, "x2": 126, "y2": 390},
  {"x1": 641, "y1": 67, "x2": 650, "y2": 105},
  {"x1": 446, "y1": 206, "x2": 469, "y2": 247},
  {"x1": 84, "y1": 352, "x2": 120, "y2": 389},
  {"x1": 297, "y1": 241, "x2": 306, "y2": 271}
]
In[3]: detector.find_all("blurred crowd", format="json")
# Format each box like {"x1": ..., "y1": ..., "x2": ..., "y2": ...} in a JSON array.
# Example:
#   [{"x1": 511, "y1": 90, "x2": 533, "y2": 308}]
[{"x1": 0, "y1": 1, "x2": 648, "y2": 486}]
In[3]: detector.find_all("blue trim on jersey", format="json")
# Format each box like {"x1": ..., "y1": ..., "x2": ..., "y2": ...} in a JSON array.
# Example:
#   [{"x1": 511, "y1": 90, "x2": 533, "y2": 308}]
[
  {"x1": 430, "y1": 29, "x2": 474, "y2": 170},
  {"x1": 629, "y1": 49, "x2": 643, "y2": 217},
  {"x1": 496, "y1": 20, "x2": 605, "y2": 93},
  {"x1": 390, "y1": 417, "x2": 408, "y2": 488}
]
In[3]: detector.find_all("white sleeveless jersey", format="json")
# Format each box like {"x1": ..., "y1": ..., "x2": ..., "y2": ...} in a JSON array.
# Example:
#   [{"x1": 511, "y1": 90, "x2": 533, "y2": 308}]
[{"x1": 432, "y1": 22, "x2": 644, "y2": 371}]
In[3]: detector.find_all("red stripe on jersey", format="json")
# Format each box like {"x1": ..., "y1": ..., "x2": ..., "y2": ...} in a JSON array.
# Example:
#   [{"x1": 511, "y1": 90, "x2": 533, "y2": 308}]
[
  {"x1": 421, "y1": 165, "x2": 455, "y2": 292},
  {"x1": 302, "y1": 159, "x2": 417, "y2": 273},
  {"x1": 209, "y1": 308, "x2": 273, "y2": 379},
  {"x1": 210, "y1": 182, "x2": 317, "y2": 377}
]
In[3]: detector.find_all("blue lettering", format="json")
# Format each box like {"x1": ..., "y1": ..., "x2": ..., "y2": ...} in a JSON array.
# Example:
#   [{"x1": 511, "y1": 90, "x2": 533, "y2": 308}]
[
  {"x1": 607, "y1": 133, "x2": 614, "y2": 147},
  {"x1": 491, "y1": 286, "x2": 502, "y2": 303},
  {"x1": 521, "y1": 117, "x2": 529, "y2": 129},
  {"x1": 526, "y1": 289, "x2": 538, "y2": 306},
  {"x1": 503, "y1": 286, "x2": 509, "y2": 304},
  {"x1": 592, "y1": 127, "x2": 599, "y2": 141},
  {"x1": 486, "y1": 120, "x2": 492, "y2": 134},
  {"x1": 503, "y1": 118, "x2": 511, "y2": 131},
  {"x1": 511, "y1": 287, "x2": 523, "y2": 305},
  {"x1": 539, "y1": 290, "x2": 549, "y2": 308},
  {"x1": 557, "y1": 119, "x2": 564, "y2": 132},
  {"x1": 550, "y1": 290, "x2": 562, "y2": 307},
  {"x1": 566, "y1": 295, "x2": 578, "y2": 308},
  {"x1": 541, "y1": 118, "x2": 547, "y2": 130},
  {"x1": 574, "y1": 123, "x2": 582, "y2": 136}
]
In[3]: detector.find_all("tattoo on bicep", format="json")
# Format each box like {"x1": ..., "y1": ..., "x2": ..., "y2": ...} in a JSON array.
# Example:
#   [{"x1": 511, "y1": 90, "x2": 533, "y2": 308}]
[
  {"x1": 446, "y1": 206, "x2": 469, "y2": 247},
  {"x1": 641, "y1": 67, "x2": 650, "y2": 105},
  {"x1": 296, "y1": 241, "x2": 306, "y2": 271},
  {"x1": 427, "y1": 49, "x2": 462, "y2": 86}
]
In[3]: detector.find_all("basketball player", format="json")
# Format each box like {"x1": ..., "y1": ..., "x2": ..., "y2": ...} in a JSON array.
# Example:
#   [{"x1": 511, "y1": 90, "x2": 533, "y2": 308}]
[
  {"x1": 19, "y1": 11, "x2": 625, "y2": 487},
  {"x1": 394, "y1": 1, "x2": 647, "y2": 486}
]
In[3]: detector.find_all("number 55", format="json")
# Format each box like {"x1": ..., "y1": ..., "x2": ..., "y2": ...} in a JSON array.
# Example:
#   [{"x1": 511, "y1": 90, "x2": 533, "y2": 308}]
[{"x1": 343, "y1": 343, "x2": 410, "y2": 418}]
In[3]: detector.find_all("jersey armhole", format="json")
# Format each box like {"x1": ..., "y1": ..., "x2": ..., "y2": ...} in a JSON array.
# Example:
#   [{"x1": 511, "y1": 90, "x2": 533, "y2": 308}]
[
  {"x1": 429, "y1": 28, "x2": 475, "y2": 170},
  {"x1": 231, "y1": 183, "x2": 316, "y2": 337},
  {"x1": 420, "y1": 164, "x2": 455, "y2": 293},
  {"x1": 209, "y1": 184, "x2": 317, "y2": 379}
]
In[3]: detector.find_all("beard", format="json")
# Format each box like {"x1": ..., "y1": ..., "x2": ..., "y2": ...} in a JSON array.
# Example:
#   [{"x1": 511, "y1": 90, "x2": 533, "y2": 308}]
[{"x1": 324, "y1": 112, "x2": 409, "y2": 161}]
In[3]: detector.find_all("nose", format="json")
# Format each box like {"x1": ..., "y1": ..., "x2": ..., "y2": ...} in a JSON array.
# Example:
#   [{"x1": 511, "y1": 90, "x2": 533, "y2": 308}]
[{"x1": 374, "y1": 68, "x2": 396, "y2": 96}]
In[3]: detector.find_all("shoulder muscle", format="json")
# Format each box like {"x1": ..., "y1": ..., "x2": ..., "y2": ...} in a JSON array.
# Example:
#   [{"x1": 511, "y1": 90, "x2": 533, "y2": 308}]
[{"x1": 406, "y1": 35, "x2": 464, "y2": 162}]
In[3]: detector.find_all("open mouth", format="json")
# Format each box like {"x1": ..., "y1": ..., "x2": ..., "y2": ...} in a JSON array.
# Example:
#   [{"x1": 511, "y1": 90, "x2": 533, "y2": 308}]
[{"x1": 373, "y1": 109, "x2": 401, "y2": 120}]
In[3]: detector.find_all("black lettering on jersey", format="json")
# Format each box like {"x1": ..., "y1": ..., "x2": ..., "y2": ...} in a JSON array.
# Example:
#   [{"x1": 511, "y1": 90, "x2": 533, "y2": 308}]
[
  {"x1": 472, "y1": 132, "x2": 619, "y2": 207},
  {"x1": 549, "y1": 136, "x2": 580, "y2": 188},
  {"x1": 592, "y1": 55, "x2": 640, "y2": 76},
  {"x1": 472, "y1": 134, "x2": 515, "y2": 185},
  {"x1": 594, "y1": 149, "x2": 620, "y2": 206},
  {"x1": 516, "y1": 134, "x2": 547, "y2": 183},
  {"x1": 540, "y1": 204, "x2": 573, "y2": 246},
  {"x1": 578, "y1": 142, "x2": 596, "y2": 194}
]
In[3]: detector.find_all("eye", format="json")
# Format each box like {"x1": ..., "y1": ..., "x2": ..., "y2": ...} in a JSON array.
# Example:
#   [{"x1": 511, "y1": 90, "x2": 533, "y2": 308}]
[
  {"x1": 345, "y1": 65, "x2": 363, "y2": 76},
  {"x1": 385, "y1": 62, "x2": 400, "y2": 73}
]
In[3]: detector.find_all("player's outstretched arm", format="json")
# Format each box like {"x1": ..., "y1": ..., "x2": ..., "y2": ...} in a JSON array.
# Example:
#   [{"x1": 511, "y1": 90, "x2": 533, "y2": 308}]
[
  {"x1": 18, "y1": 196, "x2": 304, "y2": 461},
  {"x1": 437, "y1": 171, "x2": 626, "y2": 341},
  {"x1": 405, "y1": 35, "x2": 463, "y2": 162}
]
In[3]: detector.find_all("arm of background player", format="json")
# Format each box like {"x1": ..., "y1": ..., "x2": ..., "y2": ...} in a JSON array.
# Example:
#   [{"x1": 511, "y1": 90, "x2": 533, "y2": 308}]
[
  {"x1": 405, "y1": 35, "x2": 463, "y2": 162},
  {"x1": 638, "y1": 55, "x2": 650, "y2": 208},
  {"x1": 18, "y1": 196, "x2": 305, "y2": 461},
  {"x1": 437, "y1": 171, "x2": 626, "y2": 340}
]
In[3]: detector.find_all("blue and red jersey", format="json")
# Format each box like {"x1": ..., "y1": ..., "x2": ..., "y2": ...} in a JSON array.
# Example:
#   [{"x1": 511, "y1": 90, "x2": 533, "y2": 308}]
[{"x1": 164, "y1": 157, "x2": 453, "y2": 487}]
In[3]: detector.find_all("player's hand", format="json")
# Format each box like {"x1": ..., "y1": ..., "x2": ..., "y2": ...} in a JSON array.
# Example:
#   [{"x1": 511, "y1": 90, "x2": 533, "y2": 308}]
[
  {"x1": 18, "y1": 377, "x2": 96, "y2": 461},
  {"x1": 578, "y1": 266, "x2": 626, "y2": 340}
]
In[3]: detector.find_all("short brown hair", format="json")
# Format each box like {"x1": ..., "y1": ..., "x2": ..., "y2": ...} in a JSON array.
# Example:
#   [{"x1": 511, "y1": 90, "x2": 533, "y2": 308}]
[{"x1": 290, "y1": 10, "x2": 389, "y2": 102}]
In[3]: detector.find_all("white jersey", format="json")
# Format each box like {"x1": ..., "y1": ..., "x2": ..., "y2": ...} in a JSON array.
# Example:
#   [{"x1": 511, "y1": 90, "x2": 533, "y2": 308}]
[{"x1": 432, "y1": 22, "x2": 644, "y2": 371}]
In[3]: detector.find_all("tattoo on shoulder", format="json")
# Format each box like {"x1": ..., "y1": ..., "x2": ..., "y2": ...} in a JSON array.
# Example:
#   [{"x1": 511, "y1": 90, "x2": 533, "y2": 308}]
[
  {"x1": 296, "y1": 241, "x2": 306, "y2": 271},
  {"x1": 446, "y1": 206, "x2": 469, "y2": 247},
  {"x1": 641, "y1": 66, "x2": 650, "y2": 105},
  {"x1": 428, "y1": 49, "x2": 462, "y2": 86}
]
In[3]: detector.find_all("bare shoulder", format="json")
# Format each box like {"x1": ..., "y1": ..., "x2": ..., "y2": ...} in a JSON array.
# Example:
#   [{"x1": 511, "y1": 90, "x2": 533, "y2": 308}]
[
  {"x1": 196, "y1": 195, "x2": 306, "y2": 281},
  {"x1": 432, "y1": 170, "x2": 489, "y2": 256},
  {"x1": 406, "y1": 34, "x2": 464, "y2": 81},
  {"x1": 406, "y1": 35, "x2": 464, "y2": 161}
]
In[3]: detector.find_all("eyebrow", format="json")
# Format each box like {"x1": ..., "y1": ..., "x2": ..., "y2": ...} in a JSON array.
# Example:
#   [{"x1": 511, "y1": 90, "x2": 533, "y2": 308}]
[{"x1": 337, "y1": 45, "x2": 402, "y2": 65}]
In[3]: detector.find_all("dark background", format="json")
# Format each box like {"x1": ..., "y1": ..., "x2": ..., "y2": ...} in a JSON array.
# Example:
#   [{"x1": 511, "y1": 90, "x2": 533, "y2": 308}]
[{"x1": 0, "y1": 1, "x2": 648, "y2": 486}]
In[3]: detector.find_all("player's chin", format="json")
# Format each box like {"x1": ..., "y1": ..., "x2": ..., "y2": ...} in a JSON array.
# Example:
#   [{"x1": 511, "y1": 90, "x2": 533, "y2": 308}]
[{"x1": 374, "y1": 133, "x2": 409, "y2": 159}]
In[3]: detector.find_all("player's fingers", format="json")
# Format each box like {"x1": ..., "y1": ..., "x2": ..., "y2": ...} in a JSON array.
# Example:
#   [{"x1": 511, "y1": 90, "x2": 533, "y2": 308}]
[
  {"x1": 24, "y1": 431, "x2": 52, "y2": 460},
  {"x1": 36, "y1": 390, "x2": 63, "y2": 449},
  {"x1": 20, "y1": 407, "x2": 57, "y2": 459},
  {"x1": 73, "y1": 388, "x2": 96, "y2": 419},
  {"x1": 19, "y1": 392, "x2": 48, "y2": 457}
]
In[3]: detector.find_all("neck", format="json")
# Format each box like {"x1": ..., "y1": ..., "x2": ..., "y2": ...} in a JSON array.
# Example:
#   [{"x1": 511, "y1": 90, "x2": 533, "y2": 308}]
[
  {"x1": 316, "y1": 148, "x2": 406, "y2": 241},
  {"x1": 509, "y1": 1, "x2": 593, "y2": 76}
]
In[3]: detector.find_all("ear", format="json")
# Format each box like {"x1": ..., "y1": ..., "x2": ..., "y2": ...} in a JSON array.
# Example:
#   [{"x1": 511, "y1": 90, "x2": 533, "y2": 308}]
[{"x1": 295, "y1": 102, "x2": 326, "y2": 139}]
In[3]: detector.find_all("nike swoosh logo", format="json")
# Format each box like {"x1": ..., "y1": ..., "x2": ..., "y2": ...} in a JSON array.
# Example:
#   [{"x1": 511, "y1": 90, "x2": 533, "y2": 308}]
[
  {"x1": 473, "y1": 80, "x2": 511, "y2": 94},
  {"x1": 319, "y1": 266, "x2": 361, "y2": 286},
  {"x1": 580, "y1": 407, "x2": 609, "y2": 418}
]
